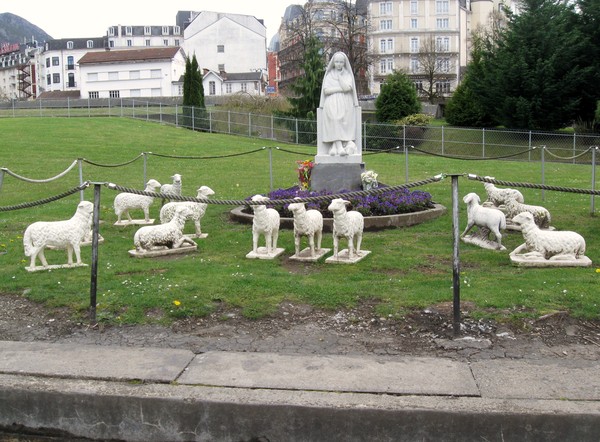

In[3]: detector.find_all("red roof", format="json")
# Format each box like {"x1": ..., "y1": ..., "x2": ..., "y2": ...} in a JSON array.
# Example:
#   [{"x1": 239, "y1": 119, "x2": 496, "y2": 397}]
[{"x1": 79, "y1": 47, "x2": 182, "y2": 64}]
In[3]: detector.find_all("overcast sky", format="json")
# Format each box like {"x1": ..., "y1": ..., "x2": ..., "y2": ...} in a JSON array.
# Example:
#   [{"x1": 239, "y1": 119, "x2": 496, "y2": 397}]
[{"x1": 3, "y1": 0, "x2": 294, "y2": 42}]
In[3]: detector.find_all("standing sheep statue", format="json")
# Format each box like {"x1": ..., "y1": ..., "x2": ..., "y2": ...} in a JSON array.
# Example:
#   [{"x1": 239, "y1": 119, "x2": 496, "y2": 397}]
[
  {"x1": 461, "y1": 193, "x2": 507, "y2": 251},
  {"x1": 509, "y1": 211, "x2": 590, "y2": 267},
  {"x1": 23, "y1": 201, "x2": 94, "y2": 271},
  {"x1": 160, "y1": 173, "x2": 182, "y2": 206},
  {"x1": 160, "y1": 185, "x2": 215, "y2": 238},
  {"x1": 114, "y1": 179, "x2": 161, "y2": 224},
  {"x1": 287, "y1": 200, "x2": 328, "y2": 261},
  {"x1": 246, "y1": 195, "x2": 283, "y2": 259},
  {"x1": 130, "y1": 205, "x2": 197, "y2": 257},
  {"x1": 326, "y1": 198, "x2": 369, "y2": 263}
]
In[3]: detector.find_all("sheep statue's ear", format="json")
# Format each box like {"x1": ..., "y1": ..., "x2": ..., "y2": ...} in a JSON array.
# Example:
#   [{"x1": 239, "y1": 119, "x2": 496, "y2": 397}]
[{"x1": 343, "y1": 200, "x2": 351, "y2": 206}]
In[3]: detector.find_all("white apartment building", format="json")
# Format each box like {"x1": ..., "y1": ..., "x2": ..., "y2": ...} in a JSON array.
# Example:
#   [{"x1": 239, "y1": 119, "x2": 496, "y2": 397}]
[
  {"x1": 182, "y1": 11, "x2": 267, "y2": 76},
  {"x1": 78, "y1": 47, "x2": 186, "y2": 99},
  {"x1": 0, "y1": 42, "x2": 40, "y2": 100},
  {"x1": 368, "y1": 0, "x2": 503, "y2": 97},
  {"x1": 106, "y1": 25, "x2": 182, "y2": 49}
]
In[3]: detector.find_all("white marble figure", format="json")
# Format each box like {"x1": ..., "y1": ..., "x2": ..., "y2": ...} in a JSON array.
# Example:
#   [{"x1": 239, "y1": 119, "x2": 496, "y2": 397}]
[
  {"x1": 328, "y1": 198, "x2": 364, "y2": 259},
  {"x1": 251, "y1": 195, "x2": 280, "y2": 255},
  {"x1": 461, "y1": 193, "x2": 507, "y2": 250},
  {"x1": 133, "y1": 205, "x2": 196, "y2": 252},
  {"x1": 114, "y1": 179, "x2": 161, "y2": 223},
  {"x1": 505, "y1": 197, "x2": 551, "y2": 229},
  {"x1": 511, "y1": 212, "x2": 587, "y2": 262},
  {"x1": 287, "y1": 200, "x2": 324, "y2": 257},
  {"x1": 160, "y1": 173, "x2": 182, "y2": 205},
  {"x1": 320, "y1": 52, "x2": 359, "y2": 157},
  {"x1": 482, "y1": 178, "x2": 524, "y2": 208},
  {"x1": 23, "y1": 200, "x2": 94, "y2": 269},
  {"x1": 160, "y1": 185, "x2": 215, "y2": 237}
]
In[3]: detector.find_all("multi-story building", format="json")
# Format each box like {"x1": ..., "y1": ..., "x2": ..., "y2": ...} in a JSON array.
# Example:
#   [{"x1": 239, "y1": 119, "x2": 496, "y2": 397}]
[
  {"x1": 368, "y1": 0, "x2": 504, "y2": 98},
  {"x1": 106, "y1": 24, "x2": 182, "y2": 49},
  {"x1": 0, "y1": 42, "x2": 40, "y2": 100}
]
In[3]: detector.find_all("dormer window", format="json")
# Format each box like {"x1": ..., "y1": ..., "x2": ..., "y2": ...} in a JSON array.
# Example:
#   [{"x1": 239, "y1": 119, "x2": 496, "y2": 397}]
[
  {"x1": 67, "y1": 41, "x2": 74, "y2": 49},
  {"x1": 108, "y1": 27, "x2": 115, "y2": 36},
  {"x1": 162, "y1": 26, "x2": 169, "y2": 35},
  {"x1": 87, "y1": 40, "x2": 94, "y2": 48},
  {"x1": 174, "y1": 26, "x2": 181, "y2": 35},
  {"x1": 126, "y1": 26, "x2": 133, "y2": 35},
  {"x1": 144, "y1": 26, "x2": 151, "y2": 35}
]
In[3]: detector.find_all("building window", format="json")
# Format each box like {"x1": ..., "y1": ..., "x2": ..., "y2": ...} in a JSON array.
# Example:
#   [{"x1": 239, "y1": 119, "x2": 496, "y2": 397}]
[
  {"x1": 380, "y1": 38, "x2": 393, "y2": 53},
  {"x1": 163, "y1": 39, "x2": 169, "y2": 46},
  {"x1": 410, "y1": 0, "x2": 418, "y2": 14},
  {"x1": 226, "y1": 83, "x2": 232, "y2": 93},
  {"x1": 108, "y1": 71, "x2": 119, "y2": 80},
  {"x1": 410, "y1": 58, "x2": 419, "y2": 73},
  {"x1": 46, "y1": 74, "x2": 51, "y2": 85},
  {"x1": 130, "y1": 70, "x2": 140, "y2": 80},
  {"x1": 151, "y1": 88, "x2": 161, "y2": 96},
  {"x1": 436, "y1": 0, "x2": 449, "y2": 14},
  {"x1": 436, "y1": 37, "x2": 450, "y2": 52},
  {"x1": 108, "y1": 27, "x2": 115, "y2": 36},
  {"x1": 67, "y1": 73, "x2": 75, "y2": 87},
  {"x1": 218, "y1": 64, "x2": 225, "y2": 72},
  {"x1": 217, "y1": 45, "x2": 225, "y2": 53},
  {"x1": 109, "y1": 41, "x2": 115, "y2": 48},
  {"x1": 410, "y1": 18, "x2": 418, "y2": 29},
  {"x1": 162, "y1": 26, "x2": 169, "y2": 35},
  {"x1": 109, "y1": 90, "x2": 120, "y2": 98},
  {"x1": 131, "y1": 89, "x2": 141, "y2": 97},
  {"x1": 88, "y1": 73, "x2": 98, "y2": 81},
  {"x1": 52, "y1": 73, "x2": 60, "y2": 84},
  {"x1": 52, "y1": 57, "x2": 59, "y2": 66},
  {"x1": 410, "y1": 37, "x2": 419, "y2": 53},
  {"x1": 89, "y1": 91, "x2": 99, "y2": 99},
  {"x1": 67, "y1": 56, "x2": 74, "y2": 70},
  {"x1": 127, "y1": 40, "x2": 133, "y2": 47},
  {"x1": 209, "y1": 81, "x2": 216, "y2": 95},
  {"x1": 144, "y1": 26, "x2": 151, "y2": 35},
  {"x1": 414, "y1": 81, "x2": 423, "y2": 91},
  {"x1": 174, "y1": 39, "x2": 180, "y2": 46},
  {"x1": 67, "y1": 41, "x2": 73, "y2": 49},
  {"x1": 151, "y1": 69, "x2": 161, "y2": 78},
  {"x1": 174, "y1": 26, "x2": 181, "y2": 34},
  {"x1": 437, "y1": 58, "x2": 450, "y2": 72},
  {"x1": 241, "y1": 83, "x2": 247, "y2": 92},
  {"x1": 146, "y1": 39, "x2": 151, "y2": 46},
  {"x1": 436, "y1": 81, "x2": 451, "y2": 94},
  {"x1": 436, "y1": 18, "x2": 449, "y2": 29},
  {"x1": 379, "y1": 19, "x2": 392, "y2": 30},
  {"x1": 45, "y1": 57, "x2": 50, "y2": 68},
  {"x1": 87, "y1": 40, "x2": 94, "y2": 48},
  {"x1": 379, "y1": 2, "x2": 392, "y2": 15},
  {"x1": 126, "y1": 26, "x2": 132, "y2": 35},
  {"x1": 379, "y1": 58, "x2": 393, "y2": 74}
]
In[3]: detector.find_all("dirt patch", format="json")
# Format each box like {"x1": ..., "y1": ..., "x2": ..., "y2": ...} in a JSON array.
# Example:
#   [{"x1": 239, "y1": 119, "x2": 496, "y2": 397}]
[{"x1": 1, "y1": 293, "x2": 599, "y2": 362}]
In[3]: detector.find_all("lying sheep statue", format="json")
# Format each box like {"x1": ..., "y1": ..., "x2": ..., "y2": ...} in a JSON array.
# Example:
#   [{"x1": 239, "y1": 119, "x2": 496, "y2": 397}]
[
  {"x1": 133, "y1": 205, "x2": 196, "y2": 252},
  {"x1": 328, "y1": 198, "x2": 364, "y2": 259},
  {"x1": 114, "y1": 179, "x2": 161, "y2": 223},
  {"x1": 23, "y1": 200, "x2": 94, "y2": 269},
  {"x1": 287, "y1": 200, "x2": 323, "y2": 257},
  {"x1": 160, "y1": 185, "x2": 215, "y2": 237},
  {"x1": 462, "y1": 192, "x2": 506, "y2": 250},
  {"x1": 512, "y1": 212, "x2": 586, "y2": 261},
  {"x1": 505, "y1": 197, "x2": 551, "y2": 229},
  {"x1": 483, "y1": 177, "x2": 524, "y2": 208}
]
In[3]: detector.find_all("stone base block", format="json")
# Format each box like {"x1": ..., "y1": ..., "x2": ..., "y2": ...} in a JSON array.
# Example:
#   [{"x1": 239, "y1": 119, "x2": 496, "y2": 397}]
[
  {"x1": 461, "y1": 235, "x2": 506, "y2": 251},
  {"x1": 186, "y1": 233, "x2": 208, "y2": 239},
  {"x1": 325, "y1": 249, "x2": 371, "y2": 264},
  {"x1": 310, "y1": 163, "x2": 364, "y2": 192},
  {"x1": 25, "y1": 263, "x2": 88, "y2": 273},
  {"x1": 114, "y1": 219, "x2": 155, "y2": 226},
  {"x1": 246, "y1": 247, "x2": 285, "y2": 260},
  {"x1": 128, "y1": 243, "x2": 198, "y2": 258},
  {"x1": 289, "y1": 247, "x2": 331, "y2": 262}
]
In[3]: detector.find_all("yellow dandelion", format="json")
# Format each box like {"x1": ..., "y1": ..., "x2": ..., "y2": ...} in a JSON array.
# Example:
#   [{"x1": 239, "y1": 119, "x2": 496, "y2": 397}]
[
  {"x1": 173, "y1": 300, "x2": 181, "y2": 306},
  {"x1": 596, "y1": 268, "x2": 600, "y2": 273}
]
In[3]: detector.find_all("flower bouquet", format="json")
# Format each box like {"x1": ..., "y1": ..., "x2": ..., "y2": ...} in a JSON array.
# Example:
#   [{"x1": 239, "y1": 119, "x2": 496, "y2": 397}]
[
  {"x1": 296, "y1": 159, "x2": 315, "y2": 190},
  {"x1": 361, "y1": 170, "x2": 378, "y2": 191}
]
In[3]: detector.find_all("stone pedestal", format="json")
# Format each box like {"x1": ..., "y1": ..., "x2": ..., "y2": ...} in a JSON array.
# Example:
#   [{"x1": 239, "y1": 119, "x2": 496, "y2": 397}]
[{"x1": 310, "y1": 163, "x2": 364, "y2": 192}]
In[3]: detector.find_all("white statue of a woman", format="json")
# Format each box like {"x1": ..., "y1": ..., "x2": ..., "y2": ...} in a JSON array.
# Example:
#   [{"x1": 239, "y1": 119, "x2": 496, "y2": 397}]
[{"x1": 319, "y1": 52, "x2": 359, "y2": 156}]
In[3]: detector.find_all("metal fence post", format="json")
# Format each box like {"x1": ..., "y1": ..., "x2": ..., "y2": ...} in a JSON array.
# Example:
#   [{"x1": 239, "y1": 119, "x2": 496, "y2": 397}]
[
  {"x1": 143, "y1": 152, "x2": 148, "y2": 187},
  {"x1": 404, "y1": 145, "x2": 409, "y2": 184},
  {"x1": 441, "y1": 125, "x2": 445, "y2": 156},
  {"x1": 192, "y1": 107, "x2": 195, "y2": 131},
  {"x1": 267, "y1": 147, "x2": 274, "y2": 192},
  {"x1": 295, "y1": 118, "x2": 299, "y2": 144},
  {"x1": 67, "y1": 97, "x2": 71, "y2": 118},
  {"x1": 541, "y1": 145, "x2": 546, "y2": 201},
  {"x1": 146, "y1": 101, "x2": 149, "y2": 121},
  {"x1": 482, "y1": 128, "x2": 486, "y2": 158},
  {"x1": 228, "y1": 110, "x2": 231, "y2": 134},
  {"x1": 450, "y1": 174, "x2": 461, "y2": 336},
  {"x1": 89, "y1": 183, "x2": 102, "y2": 323},
  {"x1": 78, "y1": 159, "x2": 85, "y2": 201},
  {"x1": 175, "y1": 104, "x2": 178, "y2": 127},
  {"x1": 592, "y1": 146, "x2": 598, "y2": 214},
  {"x1": 249, "y1": 112, "x2": 252, "y2": 137},
  {"x1": 0, "y1": 168, "x2": 5, "y2": 192},
  {"x1": 528, "y1": 131, "x2": 532, "y2": 161}
]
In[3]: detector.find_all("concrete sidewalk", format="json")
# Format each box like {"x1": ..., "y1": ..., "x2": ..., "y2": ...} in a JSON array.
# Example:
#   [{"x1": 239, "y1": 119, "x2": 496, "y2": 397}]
[{"x1": 0, "y1": 340, "x2": 599, "y2": 441}]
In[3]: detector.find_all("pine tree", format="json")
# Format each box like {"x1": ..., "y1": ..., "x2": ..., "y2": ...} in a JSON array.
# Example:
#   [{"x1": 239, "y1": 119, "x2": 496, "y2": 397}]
[
  {"x1": 287, "y1": 36, "x2": 325, "y2": 119},
  {"x1": 375, "y1": 71, "x2": 421, "y2": 122}
]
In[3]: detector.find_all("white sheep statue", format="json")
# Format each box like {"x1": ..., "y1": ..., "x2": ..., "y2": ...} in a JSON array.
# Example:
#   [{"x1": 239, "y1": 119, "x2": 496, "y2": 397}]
[
  {"x1": 250, "y1": 195, "x2": 280, "y2": 255},
  {"x1": 160, "y1": 186, "x2": 215, "y2": 237},
  {"x1": 160, "y1": 173, "x2": 182, "y2": 205},
  {"x1": 287, "y1": 200, "x2": 323, "y2": 257},
  {"x1": 133, "y1": 205, "x2": 196, "y2": 252},
  {"x1": 483, "y1": 178, "x2": 524, "y2": 208},
  {"x1": 23, "y1": 200, "x2": 94, "y2": 269},
  {"x1": 512, "y1": 211, "x2": 586, "y2": 261},
  {"x1": 114, "y1": 179, "x2": 161, "y2": 223},
  {"x1": 462, "y1": 192, "x2": 507, "y2": 250},
  {"x1": 505, "y1": 197, "x2": 551, "y2": 229},
  {"x1": 328, "y1": 198, "x2": 364, "y2": 259}
]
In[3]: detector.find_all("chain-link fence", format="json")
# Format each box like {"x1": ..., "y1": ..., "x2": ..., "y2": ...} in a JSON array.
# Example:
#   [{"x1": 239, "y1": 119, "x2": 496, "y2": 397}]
[{"x1": 1, "y1": 98, "x2": 599, "y2": 164}]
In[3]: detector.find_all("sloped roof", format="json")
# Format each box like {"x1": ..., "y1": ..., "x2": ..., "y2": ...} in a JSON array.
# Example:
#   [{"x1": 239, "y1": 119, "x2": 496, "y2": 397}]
[
  {"x1": 78, "y1": 47, "x2": 182, "y2": 64},
  {"x1": 38, "y1": 90, "x2": 81, "y2": 99},
  {"x1": 224, "y1": 72, "x2": 264, "y2": 82}
]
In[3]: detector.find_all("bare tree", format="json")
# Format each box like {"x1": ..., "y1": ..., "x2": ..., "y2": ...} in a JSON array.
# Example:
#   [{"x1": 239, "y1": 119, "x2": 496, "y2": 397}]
[{"x1": 416, "y1": 35, "x2": 456, "y2": 104}]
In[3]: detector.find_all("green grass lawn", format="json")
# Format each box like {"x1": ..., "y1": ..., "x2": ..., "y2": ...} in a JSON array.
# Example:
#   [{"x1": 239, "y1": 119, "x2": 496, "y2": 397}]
[{"x1": 1, "y1": 117, "x2": 598, "y2": 326}]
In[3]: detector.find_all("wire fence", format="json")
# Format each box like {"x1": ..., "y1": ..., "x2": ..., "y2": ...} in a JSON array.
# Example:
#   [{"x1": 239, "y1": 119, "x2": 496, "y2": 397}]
[{"x1": 1, "y1": 98, "x2": 599, "y2": 165}]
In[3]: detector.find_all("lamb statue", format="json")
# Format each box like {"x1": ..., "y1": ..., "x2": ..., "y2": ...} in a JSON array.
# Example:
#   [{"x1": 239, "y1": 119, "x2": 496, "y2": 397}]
[
  {"x1": 510, "y1": 212, "x2": 589, "y2": 266},
  {"x1": 249, "y1": 194, "x2": 281, "y2": 256},
  {"x1": 461, "y1": 192, "x2": 507, "y2": 250},
  {"x1": 482, "y1": 177, "x2": 524, "y2": 209},
  {"x1": 160, "y1": 185, "x2": 215, "y2": 238},
  {"x1": 287, "y1": 200, "x2": 324, "y2": 258},
  {"x1": 160, "y1": 173, "x2": 182, "y2": 206},
  {"x1": 114, "y1": 179, "x2": 161, "y2": 224},
  {"x1": 504, "y1": 197, "x2": 551, "y2": 230},
  {"x1": 328, "y1": 198, "x2": 364, "y2": 259},
  {"x1": 133, "y1": 205, "x2": 196, "y2": 252},
  {"x1": 23, "y1": 200, "x2": 94, "y2": 270}
]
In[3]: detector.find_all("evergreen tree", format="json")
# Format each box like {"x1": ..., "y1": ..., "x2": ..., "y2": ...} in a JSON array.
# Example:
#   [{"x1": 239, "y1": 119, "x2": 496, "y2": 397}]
[
  {"x1": 182, "y1": 54, "x2": 206, "y2": 130},
  {"x1": 575, "y1": 0, "x2": 600, "y2": 124},
  {"x1": 190, "y1": 55, "x2": 205, "y2": 108},
  {"x1": 375, "y1": 71, "x2": 420, "y2": 122},
  {"x1": 287, "y1": 36, "x2": 325, "y2": 119}
]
